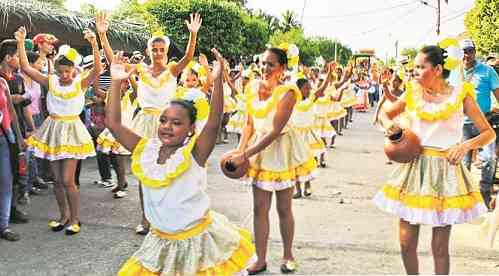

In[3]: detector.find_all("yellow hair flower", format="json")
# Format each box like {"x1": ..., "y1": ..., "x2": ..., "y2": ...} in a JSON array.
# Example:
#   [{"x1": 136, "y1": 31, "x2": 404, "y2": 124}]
[
  {"x1": 56, "y1": 45, "x2": 81, "y2": 65},
  {"x1": 438, "y1": 38, "x2": 459, "y2": 49},
  {"x1": 437, "y1": 37, "x2": 464, "y2": 72},
  {"x1": 443, "y1": 57, "x2": 460, "y2": 70}
]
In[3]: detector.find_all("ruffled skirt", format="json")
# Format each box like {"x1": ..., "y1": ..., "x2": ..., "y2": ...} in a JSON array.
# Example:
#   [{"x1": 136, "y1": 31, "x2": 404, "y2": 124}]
[
  {"x1": 373, "y1": 148, "x2": 488, "y2": 226},
  {"x1": 96, "y1": 128, "x2": 130, "y2": 155},
  {"x1": 296, "y1": 127, "x2": 326, "y2": 158},
  {"x1": 341, "y1": 90, "x2": 356, "y2": 108},
  {"x1": 130, "y1": 109, "x2": 161, "y2": 139},
  {"x1": 118, "y1": 211, "x2": 255, "y2": 276},
  {"x1": 327, "y1": 102, "x2": 347, "y2": 120},
  {"x1": 27, "y1": 115, "x2": 95, "y2": 160},
  {"x1": 245, "y1": 129, "x2": 317, "y2": 191},
  {"x1": 314, "y1": 116, "x2": 336, "y2": 139}
]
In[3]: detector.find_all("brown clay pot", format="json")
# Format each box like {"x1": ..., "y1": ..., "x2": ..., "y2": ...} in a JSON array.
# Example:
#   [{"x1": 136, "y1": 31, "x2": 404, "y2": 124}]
[
  {"x1": 220, "y1": 150, "x2": 249, "y2": 179},
  {"x1": 384, "y1": 128, "x2": 423, "y2": 163}
]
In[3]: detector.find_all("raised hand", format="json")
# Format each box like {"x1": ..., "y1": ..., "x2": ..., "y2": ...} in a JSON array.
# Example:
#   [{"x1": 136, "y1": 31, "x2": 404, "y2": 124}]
[
  {"x1": 95, "y1": 11, "x2": 110, "y2": 34},
  {"x1": 211, "y1": 48, "x2": 224, "y2": 78},
  {"x1": 83, "y1": 29, "x2": 97, "y2": 45},
  {"x1": 185, "y1": 13, "x2": 202, "y2": 34},
  {"x1": 14, "y1": 26, "x2": 27, "y2": 42},
  {"x1": 111, "y1": 52, "x2": 136, "y2": 81},
  {"x1": 199, "y1": 53, "x2": 209, "y2": 67}
]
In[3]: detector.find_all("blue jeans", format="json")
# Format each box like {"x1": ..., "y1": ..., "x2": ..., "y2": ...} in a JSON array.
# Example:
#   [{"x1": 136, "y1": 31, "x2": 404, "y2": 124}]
[
  {"x1": 0, "y1": 134, "x2": 13, "y2": 232},
  {"x1": 463, "y1": 123, "x2": 497, "y2": 206}
]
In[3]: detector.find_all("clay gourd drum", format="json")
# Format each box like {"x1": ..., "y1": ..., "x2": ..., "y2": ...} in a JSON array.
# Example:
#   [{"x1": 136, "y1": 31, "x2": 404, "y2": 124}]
[
  {"x1": 384, "y1": 128, "x2": 423, "y2": 163},
  {"x1": 220, "y1": 150, "x2": 249, "y2": 179}
]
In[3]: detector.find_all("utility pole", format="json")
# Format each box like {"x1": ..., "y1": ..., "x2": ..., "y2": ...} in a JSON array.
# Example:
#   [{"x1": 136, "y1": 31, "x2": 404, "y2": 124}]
[
  {"x1": 436, "y1": 0, "x2": 441, "y2": 35},
  {"x1": 334, "y1": 41, "x2": 337, "y2": 62},
  {"x1": 395, "y1": 40, "x2": 399, "y2": 61},
  {"x1": 300, "y1": 0, "x2": 307, "y2": 24}
]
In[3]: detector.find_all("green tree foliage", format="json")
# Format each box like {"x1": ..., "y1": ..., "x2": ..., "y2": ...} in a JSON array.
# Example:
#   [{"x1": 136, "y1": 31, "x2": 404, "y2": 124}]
[
  {"x1": 270, "y1": 28, "x2": 352, "y2": 66},
  {"x1": 464, "y1": 0, "x2": 499, "y2": 55},
  {"x1": 280, "y1": 10, "x2": 301, "y2": 32},
  {"x1": 113, "y1": 0, "x2": 350, "y2": 65},
  {"x1": 401, "y1": 47, "x2": 418, "y2": 60},
  {"x1": 37, "y1": 0, "x2": 66, "y2": 7},
  {"x1": 145, "y1": 0, "x2": 267, "y2": 58}
]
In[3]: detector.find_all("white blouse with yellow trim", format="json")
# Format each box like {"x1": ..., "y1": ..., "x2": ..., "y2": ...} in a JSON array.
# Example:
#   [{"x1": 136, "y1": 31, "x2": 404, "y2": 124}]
[
  {"x1": 292, "y1": 94, "x2": 316, "y2": 129},
  {"x1": 131, "y1": 136, "x2": 210, "y2": 233},
  {"x1": 402, "y1": 81, "x2": 475, "y2": 150},
  {"x1": 135, "y1": 63, "x2": 178, "y2": 110},
  {"x1": 47, "y1": 74, "x2": 85, "y2": 116},
  {"x1": 244, "y1": 79, "x2": 302, "y2": 133}
]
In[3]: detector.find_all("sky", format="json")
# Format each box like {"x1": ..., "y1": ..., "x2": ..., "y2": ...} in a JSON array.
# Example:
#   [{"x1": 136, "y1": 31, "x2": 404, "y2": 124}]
[
  {"x1": 66, "y1": 0, "x2": 475, "y2": 61},
  {"x1": 245, "y1": 0, "x2": 475, "y2": 61}
]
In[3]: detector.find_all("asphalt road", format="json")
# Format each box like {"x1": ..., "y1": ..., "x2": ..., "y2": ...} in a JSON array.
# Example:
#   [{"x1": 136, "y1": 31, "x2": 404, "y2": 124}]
[{"x1": 1, "y1": 110, "x2": 498, "y2": 275}]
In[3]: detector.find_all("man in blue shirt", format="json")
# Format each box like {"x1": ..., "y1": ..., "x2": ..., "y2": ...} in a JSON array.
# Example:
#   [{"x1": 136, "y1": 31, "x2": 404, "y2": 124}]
[{"x1": 461, "y1": 39, "x2": 499, "y2": 209}]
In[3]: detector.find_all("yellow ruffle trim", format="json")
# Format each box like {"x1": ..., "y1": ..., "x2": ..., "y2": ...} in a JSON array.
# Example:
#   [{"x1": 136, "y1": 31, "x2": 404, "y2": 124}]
[
  {"x1": 130, "y1": 135, "x2": 197, "y2": 189},
  {"x1": 96, "y1": 136, "x2": 120, "y2": 152},
  {"x1": 248, "y1": 157, "x2": 317, "y2": 182},
  {"x1": 244, "y1": 81, "x2": 302, "y2": 118},
  {"x1": 175, "y1": 87, "x2": 210, "y2": 120},
  {"x1": 118, "y1": 229, "x2": 255, "y2": 276},
  {"x1": 48, "y1": 75, "x2": 82, "y2": 99},
  {"x1": 137, "y1": 62, "x2": 176, "y2": 91},
  {"x1": 380, "y1": 184, "x2": 484, "y2": 211},
  {"x1": 341, "y1": 97, "x2": 356, "y2": 107},
  {"x1": 27, "y1": 136, "x2": 95, "y2": 156},
  {"x1": 309, "y1": 141, "x2": 325, "y2": 150},
  {"x1": 327, "y1": 109, "x2": 347, "y2": 119},
  {"x1": 295, "y1": 94, "x2": 316, "y2": 112},
  {"x1": 404, "y1": 81, "x2": 475, "y2": 121}
]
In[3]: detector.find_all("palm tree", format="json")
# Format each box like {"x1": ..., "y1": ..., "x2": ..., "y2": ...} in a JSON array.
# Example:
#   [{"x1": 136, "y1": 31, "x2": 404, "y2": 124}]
[
  {"x1": 280, "y1": 10, "x2": 300, "y2": 32},
  {"x1": 254, "y1": 9, "x2": 280, "y2": 36}
]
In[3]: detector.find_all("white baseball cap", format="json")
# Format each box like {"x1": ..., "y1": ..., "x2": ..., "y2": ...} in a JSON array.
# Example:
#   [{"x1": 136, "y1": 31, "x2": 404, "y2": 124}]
[{"x1": 459, "y1": 39, "x2": 475, "y2": 50}]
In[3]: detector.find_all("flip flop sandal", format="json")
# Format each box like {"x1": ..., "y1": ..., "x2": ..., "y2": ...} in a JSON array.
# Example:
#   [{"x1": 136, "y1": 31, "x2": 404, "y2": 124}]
[
  {"x1": 48, "y1": 220, "x2": 69, "y2": 232},
  {"x1": 280, "y1": 260, "x2": 297, "y2": 274},
  {"x1": 135, "y1": 224, "x2": 149, "y2": 235}
]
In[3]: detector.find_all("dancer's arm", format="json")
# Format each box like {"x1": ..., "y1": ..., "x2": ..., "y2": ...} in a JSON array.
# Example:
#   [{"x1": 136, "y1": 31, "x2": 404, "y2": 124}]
[
  {"x1": 315, "y1": 63, "x2": 333, "y2": 98},
  {"x1": 96, "y1": 11, "x2": 114, "y2": 65},
  {"x1": 333, "y1": 64, "x2": 352, "y2": 89},
  {"x1": 81, "y1": 30, "x2": 102, "y2": 89},
  {"x1": 171, "y1": 13, "x2": 202, "y2": 77},
  {"x1": 193, "y1": 49, "x2": 224, "y2": 166},
  {"x1": 198, "y1": 53, "x2": 213, "y2": 93},
  {"x1": 447, "y1": 95, "x2": 495, "y2": 165},
  {"x1": 105, "y1": 53, "x2": 140, "y2": 152},
  {"x1": 14, "y1": 27, "x2": 48, "y2": 87},
  {"x1": 231, "y1": 90, "x2": 297, "y2": 166}
]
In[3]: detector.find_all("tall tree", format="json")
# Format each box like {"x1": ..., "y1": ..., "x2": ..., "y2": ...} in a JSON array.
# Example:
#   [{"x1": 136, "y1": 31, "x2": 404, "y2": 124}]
[
  {"x1": 401, "y1": 47, "x2": 418, "y2": 60},
  {"x1": 464, "y1": 0, "x2": 499, "y2": 55},
  {"x1": 280, "y1": 10, "x2": 300, "y2": 32}
]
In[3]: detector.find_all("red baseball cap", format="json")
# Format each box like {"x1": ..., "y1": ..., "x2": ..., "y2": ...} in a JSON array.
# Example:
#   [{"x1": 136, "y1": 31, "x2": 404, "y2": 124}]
[{"x1": 32, "y1": 33, "x2": 58, "y2": 45}]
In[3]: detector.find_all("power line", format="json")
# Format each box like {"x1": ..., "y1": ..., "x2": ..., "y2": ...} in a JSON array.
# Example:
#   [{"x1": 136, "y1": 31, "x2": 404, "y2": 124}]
[
  {"x1": 304, "y1": 0, "x2": 419, "y2": 21},
  {"x1": 350, "y1": 6, "x2": 421, "y2": 36}
]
